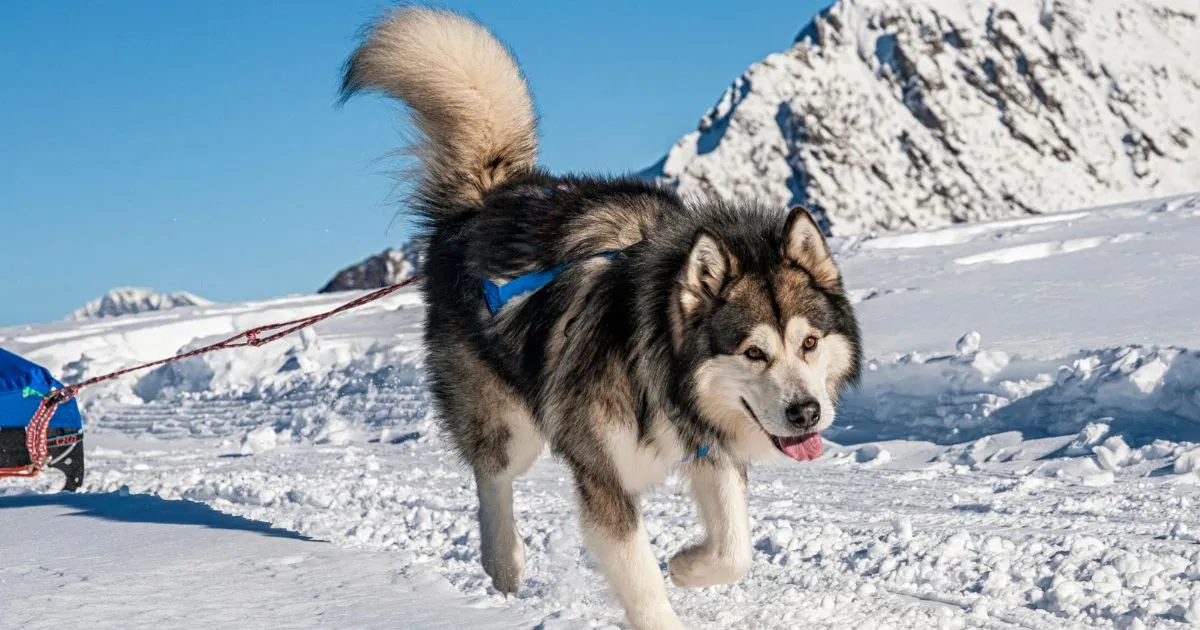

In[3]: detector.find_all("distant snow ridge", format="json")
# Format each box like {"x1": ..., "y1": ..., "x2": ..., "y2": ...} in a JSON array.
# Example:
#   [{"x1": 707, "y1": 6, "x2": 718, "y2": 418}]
[
  {"x1": 649, "y1": 0, "x2": 1200, "y2": 234},
  {"x1": 320, "y1": 241, "x2": 423, "y2": 293},
  {"x1": 68, "y1": 288, "x2": 210, "y2": 321}
]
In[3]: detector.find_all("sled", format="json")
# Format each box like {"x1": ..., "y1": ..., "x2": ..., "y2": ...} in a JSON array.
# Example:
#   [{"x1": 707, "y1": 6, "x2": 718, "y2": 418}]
[{"x1": 0, "y1": 347, "x2": 85, "y2": 491}]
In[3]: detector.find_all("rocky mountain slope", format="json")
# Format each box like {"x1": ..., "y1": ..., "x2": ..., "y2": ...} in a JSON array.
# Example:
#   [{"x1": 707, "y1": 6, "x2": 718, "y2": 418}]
[
  {"x1": 319, "y1": 241, "x2": 423, "y2": 293},
  {"x1": 647, "y1": 0, "x2": 1200, "y2": 234}
]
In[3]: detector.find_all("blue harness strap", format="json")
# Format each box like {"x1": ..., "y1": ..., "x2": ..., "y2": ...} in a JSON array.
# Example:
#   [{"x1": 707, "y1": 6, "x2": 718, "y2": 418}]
[
  {"x1": 680, "y1": 444, "x2": 711, "y2": 463},
  {"x1": 482, "y1": 251, "x2": 621, "y2": 315}
]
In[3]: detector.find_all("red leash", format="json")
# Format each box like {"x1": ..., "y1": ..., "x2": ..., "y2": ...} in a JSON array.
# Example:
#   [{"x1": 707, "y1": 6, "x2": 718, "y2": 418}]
[{"x1": 0, "y1": 275, "x2": 423, "y2": 479}]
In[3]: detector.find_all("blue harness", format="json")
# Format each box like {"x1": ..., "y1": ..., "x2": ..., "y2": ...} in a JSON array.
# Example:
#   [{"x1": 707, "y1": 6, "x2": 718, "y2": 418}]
[{"x1": 482, "y1": 251, "x2": 621, "y2": 316}]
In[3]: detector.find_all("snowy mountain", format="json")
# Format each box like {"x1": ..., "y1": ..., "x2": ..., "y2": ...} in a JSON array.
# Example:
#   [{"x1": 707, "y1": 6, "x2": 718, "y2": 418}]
[
  {"x1": 319, "y1": 241, "x2": 423, "y2": 293},
  {"x1": 68, "y1": 287, "x2": 211, "y2": 321},
  {"x1": 648, "y1": 0, "x2": 1200, "y2": 234}
]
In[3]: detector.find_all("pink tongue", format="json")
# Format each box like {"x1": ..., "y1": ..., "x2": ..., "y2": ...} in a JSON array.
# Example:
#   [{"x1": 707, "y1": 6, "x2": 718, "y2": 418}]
[{"x1": 775, "y1": 433, "x2": 823, "y2": 461}]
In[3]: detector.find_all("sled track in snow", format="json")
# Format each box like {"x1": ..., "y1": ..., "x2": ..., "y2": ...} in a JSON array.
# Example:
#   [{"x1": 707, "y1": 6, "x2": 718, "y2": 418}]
[{"x1": 89, "y1": 385, "x2": 430, "y2": 440}]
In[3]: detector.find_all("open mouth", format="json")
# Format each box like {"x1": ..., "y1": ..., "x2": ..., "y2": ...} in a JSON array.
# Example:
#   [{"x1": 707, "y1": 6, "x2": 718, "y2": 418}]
[{"x1": 741, "y1": 398, "x2": 823, "y2": 462}]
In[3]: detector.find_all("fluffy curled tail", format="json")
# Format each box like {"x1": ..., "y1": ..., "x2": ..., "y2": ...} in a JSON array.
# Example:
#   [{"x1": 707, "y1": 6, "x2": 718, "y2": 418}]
[{"x1": 341, "y1": 7, "x2": 538, "y2": 216}]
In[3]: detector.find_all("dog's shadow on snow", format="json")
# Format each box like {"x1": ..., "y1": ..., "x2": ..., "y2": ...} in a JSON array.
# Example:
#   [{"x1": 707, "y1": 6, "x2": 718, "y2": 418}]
[{"x1": 0, "y1": 492, "x2": 313, "y2": 541}]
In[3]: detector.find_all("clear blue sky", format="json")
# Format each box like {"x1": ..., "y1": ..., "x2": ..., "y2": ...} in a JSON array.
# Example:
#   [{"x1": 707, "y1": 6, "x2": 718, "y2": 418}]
[{"x1": 0, "y1": 0, "x2": 825, "y2": 327}]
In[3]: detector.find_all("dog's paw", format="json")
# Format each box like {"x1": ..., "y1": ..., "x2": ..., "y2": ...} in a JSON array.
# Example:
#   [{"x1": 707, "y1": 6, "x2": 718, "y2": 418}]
[
  {"x1": 487, "y1": 568, "x2": 522, "y2": 595},
  {"x1": 483, "y1": 556, "x2": 523, "y2": 595},
  {"x1": 668, "y1": 544, "x2": 751, "y2": 588},
  {"x1": 627, "y1": 613, "x2": 687, "y2": 630},
  {"x1": 481, "y1": 538, "x2": 525, "y2": 594}
]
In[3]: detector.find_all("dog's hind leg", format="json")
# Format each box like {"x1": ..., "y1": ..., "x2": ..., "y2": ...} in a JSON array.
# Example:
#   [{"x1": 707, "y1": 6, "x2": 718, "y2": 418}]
[
  {"x1": 473, "y1": 405, "x2": 542, "y2": 594},
  {"x1": 427, "y1": 341, "x2": 543, "y2": 594},
  {"x1": 669, "y1": 461, "x2": 752, "y2": 588},
  {"x1": 575, "y1": 471, "x2": 684, "y2": 630}
]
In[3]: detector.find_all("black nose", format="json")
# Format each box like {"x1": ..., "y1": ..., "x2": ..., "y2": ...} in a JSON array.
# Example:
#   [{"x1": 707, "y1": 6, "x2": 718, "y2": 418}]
[{"x1": 785, "y1": 399, "x2": 821, "y2": 430}]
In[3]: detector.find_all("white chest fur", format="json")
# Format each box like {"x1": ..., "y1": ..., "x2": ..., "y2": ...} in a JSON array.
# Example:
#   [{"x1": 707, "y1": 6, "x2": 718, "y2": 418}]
[{"x1": 603, "y1": 424, "x2": 685, "y2": 494}]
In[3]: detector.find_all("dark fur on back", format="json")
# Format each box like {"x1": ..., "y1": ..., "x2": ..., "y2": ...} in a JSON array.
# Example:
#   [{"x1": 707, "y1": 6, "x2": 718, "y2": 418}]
[{"x1": 420, "y1": 173, "x2": 679, "y2": 468}]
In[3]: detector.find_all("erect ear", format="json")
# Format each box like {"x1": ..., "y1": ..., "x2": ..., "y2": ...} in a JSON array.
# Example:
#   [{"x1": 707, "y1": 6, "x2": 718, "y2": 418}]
[
  {"x1": 679, "y1": 230, "x2": 733, "y2": 317},
  {"x1": 782, "y1": 205, "x2": 840, "y2": 290}
]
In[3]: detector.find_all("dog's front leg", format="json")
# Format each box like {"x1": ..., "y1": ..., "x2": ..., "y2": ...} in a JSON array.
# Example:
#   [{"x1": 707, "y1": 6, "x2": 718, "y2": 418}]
[
  {"x1": 576, "y1": 472, "x2": 684, "y2": 630},
  {"x1": 669, "y1": 461, "x2": 753, "y2": 588}
]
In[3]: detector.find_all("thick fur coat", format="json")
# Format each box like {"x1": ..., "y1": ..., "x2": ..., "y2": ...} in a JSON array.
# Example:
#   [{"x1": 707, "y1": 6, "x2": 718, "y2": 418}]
[{"x1": 342, "y1": 8, "x2": 862, "y2": 629}]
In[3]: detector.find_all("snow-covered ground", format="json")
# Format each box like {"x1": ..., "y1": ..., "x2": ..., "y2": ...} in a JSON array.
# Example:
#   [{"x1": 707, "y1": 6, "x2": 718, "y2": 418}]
[
  {"x1": 3, "y1": 192, "x2": 1200, "y2": 629},
  {"x1": 1, "y1": 492, "x2": 534, "y2": 629}
]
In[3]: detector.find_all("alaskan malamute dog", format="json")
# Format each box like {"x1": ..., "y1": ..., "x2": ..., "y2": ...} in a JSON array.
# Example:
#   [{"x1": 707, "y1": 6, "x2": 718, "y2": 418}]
[{"x1": 342, "y1": 7, "x2": 861, "y2": 629}]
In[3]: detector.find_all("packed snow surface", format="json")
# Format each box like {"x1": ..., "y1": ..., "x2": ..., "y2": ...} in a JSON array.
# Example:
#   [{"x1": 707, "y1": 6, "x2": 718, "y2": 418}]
[
  {"x1": 3, "y1": 192, "x2": 1200, "y2": 628},
  {"x1": 0, "y1": 493, "x2": 533, "y2": 629},
  {"x1": 649, "y1": 0, "x2": 1200, "y2": 235}
]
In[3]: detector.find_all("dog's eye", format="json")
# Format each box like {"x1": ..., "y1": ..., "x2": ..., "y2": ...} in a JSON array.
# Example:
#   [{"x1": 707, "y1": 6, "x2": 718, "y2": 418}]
[
  {"x1": 743, "y1": 346, "x2": 767, "y2": 362},
  {"x1": 802, "y1": 336, "x2": 819, "y2": 351}
]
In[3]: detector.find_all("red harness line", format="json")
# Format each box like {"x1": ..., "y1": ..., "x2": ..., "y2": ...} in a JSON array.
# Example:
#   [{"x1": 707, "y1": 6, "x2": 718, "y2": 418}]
[{"x1": 0, "y1": 275, "x2": 423, "y2": 480}]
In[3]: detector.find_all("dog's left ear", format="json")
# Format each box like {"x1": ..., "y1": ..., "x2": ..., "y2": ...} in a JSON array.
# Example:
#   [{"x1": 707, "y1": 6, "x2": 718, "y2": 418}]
[
  {"x1": 679, "y1": 230, "x2": 734, "y2": 317},
  {"x1": 782, "y1": 205, "x2": 840, "y2": 290}
]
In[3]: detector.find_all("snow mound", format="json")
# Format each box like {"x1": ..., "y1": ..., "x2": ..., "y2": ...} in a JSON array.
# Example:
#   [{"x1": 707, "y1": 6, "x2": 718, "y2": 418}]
[
  {"x1": 320, "y1": 241, "x2": 423, "y2": 293},
  {"x1": 68, "y1": 287, "x2": 211, "y2": 321},
  {"x1": 240, "y1": 425, "x2": 278, "y2": 455},
  {"x1": 649, "y1": 0, "x2": 1200, "y2": 234}
]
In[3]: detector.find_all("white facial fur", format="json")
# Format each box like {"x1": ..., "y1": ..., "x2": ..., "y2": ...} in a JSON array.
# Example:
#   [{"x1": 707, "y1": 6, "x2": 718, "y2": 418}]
[{"x1": 693, "y1": 316, "x2": 855, "y2": 458}]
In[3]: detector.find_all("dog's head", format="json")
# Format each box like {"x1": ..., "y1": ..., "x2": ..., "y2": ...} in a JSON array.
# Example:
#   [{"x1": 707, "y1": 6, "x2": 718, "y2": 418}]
[{"x1": 673, "y1": 205, "x2": 861, "y2": 462}]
